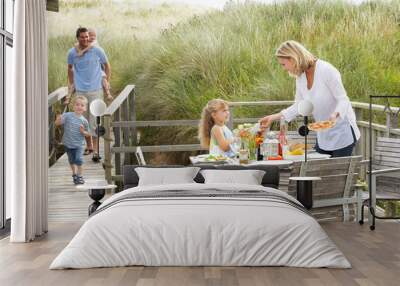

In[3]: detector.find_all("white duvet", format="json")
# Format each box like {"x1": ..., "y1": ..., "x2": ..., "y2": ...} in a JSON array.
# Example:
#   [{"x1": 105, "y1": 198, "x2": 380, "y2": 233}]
[{"x1": 50, "y1": 183, "x2": 351, "y2": 269}]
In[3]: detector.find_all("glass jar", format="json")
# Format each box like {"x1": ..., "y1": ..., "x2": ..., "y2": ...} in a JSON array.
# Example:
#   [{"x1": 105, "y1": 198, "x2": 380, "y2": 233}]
[
  {"x1": 262, "y1": 131, "x2": 279, "y2": 159},
  {"x1": 239, "y1": 139, "x2": 249, "y2": 164}
]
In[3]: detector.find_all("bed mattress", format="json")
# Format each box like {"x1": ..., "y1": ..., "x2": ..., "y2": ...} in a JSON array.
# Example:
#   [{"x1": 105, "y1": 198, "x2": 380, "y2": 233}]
[{"x1": 50, "y1": 183, "x2": 350, "y2": 269}]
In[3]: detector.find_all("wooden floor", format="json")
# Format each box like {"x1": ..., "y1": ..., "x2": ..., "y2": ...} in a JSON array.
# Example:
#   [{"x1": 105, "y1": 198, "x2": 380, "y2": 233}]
[{"x1": 0, "y1": 221, "x2": 399, "y2": 286}]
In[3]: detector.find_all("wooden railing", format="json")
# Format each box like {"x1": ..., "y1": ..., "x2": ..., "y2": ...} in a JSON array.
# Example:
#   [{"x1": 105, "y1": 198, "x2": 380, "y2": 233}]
[
  {"x1": 48, "y1": 86, "x2": 68, "y2": 165},
  {"x1": 103, "y1": 85, "x2": 137, "y2": 184},
  {"x1": 49, "y1": 85, "x2": 400, "y2": 185}
]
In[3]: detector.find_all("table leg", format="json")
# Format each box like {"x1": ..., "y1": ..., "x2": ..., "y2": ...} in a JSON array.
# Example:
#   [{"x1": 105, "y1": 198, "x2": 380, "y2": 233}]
[
  {"x1": 296, "y1": 180, "x2": 313, "y2": 209},
  {"x1": 88, "y1": 189, "x2": 105, "y2": 215}
]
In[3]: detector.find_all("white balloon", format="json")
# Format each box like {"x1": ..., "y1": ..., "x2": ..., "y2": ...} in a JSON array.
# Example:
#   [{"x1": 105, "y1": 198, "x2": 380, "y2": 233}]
[
  {"x1": 297, "y1": 100, "x2": 314, "y2": 116},
  {"x1": 90, "y1": 99, "x2": 107, "y2": 117}
]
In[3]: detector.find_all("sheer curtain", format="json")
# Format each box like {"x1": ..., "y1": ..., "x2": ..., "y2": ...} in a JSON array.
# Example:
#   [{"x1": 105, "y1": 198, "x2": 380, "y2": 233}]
[{"x1": 7, "y1": 0, "x2": 48, "y2": 242}]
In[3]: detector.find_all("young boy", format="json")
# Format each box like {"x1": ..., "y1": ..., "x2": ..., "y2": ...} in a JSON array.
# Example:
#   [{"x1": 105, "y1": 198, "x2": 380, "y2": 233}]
[{"x1": 56, "y1": 96, "x2": 90, "y2": 184}]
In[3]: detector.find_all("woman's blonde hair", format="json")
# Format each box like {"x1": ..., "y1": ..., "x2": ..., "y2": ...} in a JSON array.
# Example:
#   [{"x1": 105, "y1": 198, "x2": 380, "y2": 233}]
[
  {"x1": 198, "y1": 99, "x2": 228, "y2": 148},
  {"x1": 275, "y1": 40, "x2": 317, "y2": 77}
]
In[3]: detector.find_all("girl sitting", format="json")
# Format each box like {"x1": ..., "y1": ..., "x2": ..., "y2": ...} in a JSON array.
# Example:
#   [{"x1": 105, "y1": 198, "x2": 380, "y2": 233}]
[{"x1": 198, "y1": 99, "x2": 236, "y2": 158}]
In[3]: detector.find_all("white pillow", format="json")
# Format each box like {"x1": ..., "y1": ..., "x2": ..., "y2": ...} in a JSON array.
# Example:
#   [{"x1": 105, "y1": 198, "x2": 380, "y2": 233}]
[
  {"x1": 135, "y1": 167, "x2": 200, "y2": 186},
  {"x1": 200, "y1": 169, "x2": 265, "y2": 185}
]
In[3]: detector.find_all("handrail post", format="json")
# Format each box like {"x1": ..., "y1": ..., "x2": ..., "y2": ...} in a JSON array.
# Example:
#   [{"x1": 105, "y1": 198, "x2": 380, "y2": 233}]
[
  {"x1": 114, "y1": 108, "x2": 122, "y2": 180},
  {"x1": 227, "y1": 106, "x2": 234, "y2": 129},
  {"x1": 103, "y1": 114, "x2": 112, "y2": 183},
  {"x1": 102, "y1": 84, "x2": 135, "y2": 189},
  {"x1": 48, "y1": 86, "x2": 69, "y2": 166},
  {"x1": 354, "y1": 107, "x2": 365, "y2": 180},
  {"x1": 385, "y1": 111, "x2": 391, "y2": 138},
  {"x1": 354, "y1": 107, "x2": 362, "y2": 155},
  {"x1": 48, "y1": 104, "x2": 56, "y2": 165},
  {"x1": 122, "y1": 99, "x2": 130, "y2": 165},
  {"x1": 129, "y1": 88, "x2": 137, "y2": 164}
]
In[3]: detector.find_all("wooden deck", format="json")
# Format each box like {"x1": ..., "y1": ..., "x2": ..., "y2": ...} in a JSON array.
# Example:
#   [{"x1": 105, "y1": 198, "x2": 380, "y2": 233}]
[
  {"x1": 0, "y1": 221, "x2": 399, "y2": 286},
  {"x1": 48, "y1": 139, "x2": 109, "y2": 222}
]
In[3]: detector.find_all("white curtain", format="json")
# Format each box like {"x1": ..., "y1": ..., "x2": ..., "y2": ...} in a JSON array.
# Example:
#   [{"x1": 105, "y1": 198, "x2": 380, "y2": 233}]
[{"x1": 7, "y1": 0, "x2": 48, "y2": 242}]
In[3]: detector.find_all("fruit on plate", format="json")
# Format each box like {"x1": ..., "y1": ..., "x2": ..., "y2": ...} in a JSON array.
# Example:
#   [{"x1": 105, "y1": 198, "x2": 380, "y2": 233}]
[
  {"x1": 215, "y1": 155, "x2": 227, "y2": 161},
  {"x1": 206, "y1": 154, "x2": 227, "y2": 161},
  {"x1": 288, "y1": 148, "x2": 304, "y2": 155},
  {"x1": 308, "y1": 120, "x2": 336, "y2": 131},
  {"x1": 289, "y1": 142, "x2": 311, "y2": 151},
  {"x1": 267, "y1": 155, "x2": 282, "y2": 160}
]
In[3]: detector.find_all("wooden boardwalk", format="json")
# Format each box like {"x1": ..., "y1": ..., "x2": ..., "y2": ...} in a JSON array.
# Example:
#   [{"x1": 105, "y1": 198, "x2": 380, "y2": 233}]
[{"x1": 48, "y1": 139, "x2": 110, "y2": 222}]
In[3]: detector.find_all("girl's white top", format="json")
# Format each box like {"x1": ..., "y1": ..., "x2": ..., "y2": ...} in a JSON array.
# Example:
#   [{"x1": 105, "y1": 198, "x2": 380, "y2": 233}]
[
  {"x1": 209, "y1": 125, "x2": 236, "y2": 157},
  {"x1": 281, "y1": 59, "x2": 360, "y2": 151}
]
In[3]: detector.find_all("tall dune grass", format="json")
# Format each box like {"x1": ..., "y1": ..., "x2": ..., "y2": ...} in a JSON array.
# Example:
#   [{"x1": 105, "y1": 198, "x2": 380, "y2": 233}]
[{"x1": 48, "y1": 0, "x2": 400, "y2": 163}]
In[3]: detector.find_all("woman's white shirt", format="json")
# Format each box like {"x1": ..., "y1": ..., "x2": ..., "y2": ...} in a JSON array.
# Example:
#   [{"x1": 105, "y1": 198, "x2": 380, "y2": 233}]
[{"x1": 281, "y1": 59, "x2": 360, "y2": 151}]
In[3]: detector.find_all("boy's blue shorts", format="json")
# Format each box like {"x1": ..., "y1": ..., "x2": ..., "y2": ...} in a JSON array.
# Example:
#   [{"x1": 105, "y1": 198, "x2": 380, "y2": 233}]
[{"x1": 65, "y1": 146, "x2": 84, "y2": 166}]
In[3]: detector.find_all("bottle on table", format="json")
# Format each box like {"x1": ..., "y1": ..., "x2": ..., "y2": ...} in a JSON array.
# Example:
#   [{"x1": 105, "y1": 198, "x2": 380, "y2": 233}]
[
  {"x1": 256, "y1": 131, "x2": 263, "y2": 161},
  {"x1": 278, "y1": 116, "x2": 289, "y2": 158},
  {"x1": 256, "y1": 144, "x2": 263, "y2": 161}
]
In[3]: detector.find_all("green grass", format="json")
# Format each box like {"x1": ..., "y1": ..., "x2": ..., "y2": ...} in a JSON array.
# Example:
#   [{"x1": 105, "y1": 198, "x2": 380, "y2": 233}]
[
  {"x1": 48, "y1": 0, "x2": 400, "y2": 163},
  {"x1": 59, "y1": 0, "x2": 104, "y2": 9}
]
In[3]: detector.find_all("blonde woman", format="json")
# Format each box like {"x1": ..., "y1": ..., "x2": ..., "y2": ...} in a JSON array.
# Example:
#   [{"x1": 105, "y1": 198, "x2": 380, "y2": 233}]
[
  {"x1": 259, "y1": 40, "x2": 360, "y2": 157},
  {"x1": 198, "y1": 99, "x2": 236, "y2": 157}
]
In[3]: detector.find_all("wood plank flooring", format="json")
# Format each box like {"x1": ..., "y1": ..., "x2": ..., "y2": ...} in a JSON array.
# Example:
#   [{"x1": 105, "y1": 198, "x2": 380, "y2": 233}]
[{"x1": 0, "y1": 221, "x2": 399, "y2": 286}]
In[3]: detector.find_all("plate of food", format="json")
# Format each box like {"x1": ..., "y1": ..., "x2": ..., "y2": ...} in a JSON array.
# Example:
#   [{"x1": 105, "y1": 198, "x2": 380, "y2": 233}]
[
  {"x1": 284, "y1": 152, "x2": 331, "y2": 161},
  {"x1": 195, "y1": 154, "x2": 228, "y2": 163},
  {"x1": 288, "y1": 142, "x2": 313, "y2": 152},
  {"x1": 308, "y1": 120, "x2": 336, "y2": 132},
  {"x1": 196, "y1": 154, "x2": 210, "y2": 159}
]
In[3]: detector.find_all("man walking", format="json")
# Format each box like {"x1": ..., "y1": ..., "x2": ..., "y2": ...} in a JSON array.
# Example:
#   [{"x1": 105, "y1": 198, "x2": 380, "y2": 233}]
[{"x1": 66, "y1": 27, "x2": 111, "y2": 162}]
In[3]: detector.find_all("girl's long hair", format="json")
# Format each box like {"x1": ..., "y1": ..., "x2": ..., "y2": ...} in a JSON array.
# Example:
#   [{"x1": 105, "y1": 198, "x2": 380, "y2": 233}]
[
  {"x1": 275, "y1": 40, "x2": 317, "y2": 77},
  {"x1": 198, "y1": 99, "x2": 228, "y2": 148}
]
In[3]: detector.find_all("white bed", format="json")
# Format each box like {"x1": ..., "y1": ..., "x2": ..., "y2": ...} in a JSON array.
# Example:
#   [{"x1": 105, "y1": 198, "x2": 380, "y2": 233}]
[{"x1": 50, "y1": 183, "x2": 351, "y2": 269}]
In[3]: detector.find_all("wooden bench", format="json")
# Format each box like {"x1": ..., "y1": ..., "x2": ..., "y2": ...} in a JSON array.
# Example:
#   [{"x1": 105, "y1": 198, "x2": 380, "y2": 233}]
[
  {"x1": 360, "y1": 137, "x2": 400, "y2": 228},
  {"x1": 287, "y1": 156, "x2": 362, "y2": 222}
]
